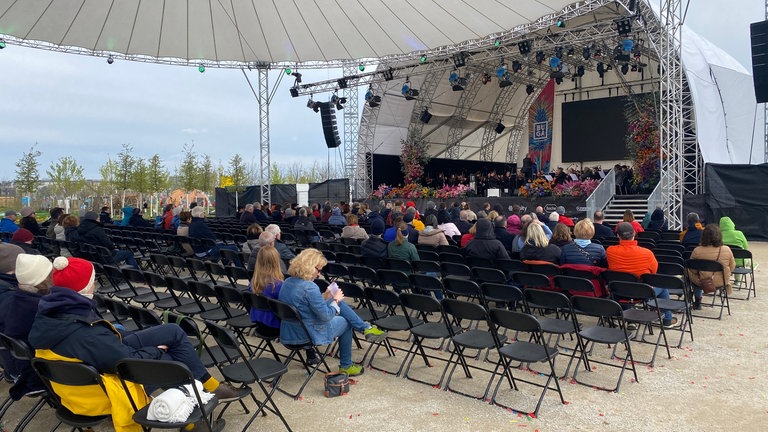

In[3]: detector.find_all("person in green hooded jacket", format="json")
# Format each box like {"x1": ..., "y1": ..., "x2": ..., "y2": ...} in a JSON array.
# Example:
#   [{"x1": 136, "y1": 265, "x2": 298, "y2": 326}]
[{"x1": 719, "y1": 217, "x2": 748, "y2": 250}]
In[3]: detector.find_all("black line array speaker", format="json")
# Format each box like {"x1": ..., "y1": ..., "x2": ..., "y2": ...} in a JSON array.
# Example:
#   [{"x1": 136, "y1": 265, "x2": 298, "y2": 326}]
[
  {"x1": 420, "y1": 109, "x2": 432, "y2": 124},
  {"x1": 318, "y1": 102, "x2": 341, "y2": 148},
  {"x1": 751, "y1": 20, "x2": 768, "y2": 103}
]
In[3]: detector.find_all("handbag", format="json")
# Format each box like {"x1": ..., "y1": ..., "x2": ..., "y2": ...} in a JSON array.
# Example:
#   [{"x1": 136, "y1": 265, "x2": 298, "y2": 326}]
[
  {"x1": 323, "y1": 372, "x2": 350, "y2": 398},
  {"x1": 697, "y1": 247, "x2": 722, "y2": 294}
]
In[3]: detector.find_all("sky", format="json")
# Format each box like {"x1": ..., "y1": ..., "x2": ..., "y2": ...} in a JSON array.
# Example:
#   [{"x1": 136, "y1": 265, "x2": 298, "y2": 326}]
[{"x1": 0, "y1": 0, "x2": 763, "y2": 180}]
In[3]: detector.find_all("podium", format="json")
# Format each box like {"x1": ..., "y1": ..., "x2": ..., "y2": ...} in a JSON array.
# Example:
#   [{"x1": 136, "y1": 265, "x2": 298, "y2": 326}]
[{"x1": 487, "y1": 188, "x2": 500, "y2": 197}]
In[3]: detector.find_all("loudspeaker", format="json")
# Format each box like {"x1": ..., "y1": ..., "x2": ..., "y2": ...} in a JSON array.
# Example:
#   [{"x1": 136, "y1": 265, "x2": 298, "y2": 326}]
[
  {"x1": 495, "y1": 122, "x2": 505, "y2": 134},
  {"x1": 751, "y1": 20, "x2": 768, "y2": 103},
  {"x1": 420, "y1": 109, "x2": 432, "y2": 124},
  {"x1": 318, "y1": 102, "x2": 341, "y2": 148}
]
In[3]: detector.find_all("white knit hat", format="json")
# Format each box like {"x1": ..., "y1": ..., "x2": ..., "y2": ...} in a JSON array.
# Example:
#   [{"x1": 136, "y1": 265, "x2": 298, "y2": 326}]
[{"x1": 15, "y1": 254, "x2": 53, "y2": 287}]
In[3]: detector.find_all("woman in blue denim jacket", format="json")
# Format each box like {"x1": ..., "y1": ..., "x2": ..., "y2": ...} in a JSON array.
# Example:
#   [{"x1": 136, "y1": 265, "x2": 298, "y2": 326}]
[{"x1": 278, "y1": 248, "x2": 384, "y2": 376}]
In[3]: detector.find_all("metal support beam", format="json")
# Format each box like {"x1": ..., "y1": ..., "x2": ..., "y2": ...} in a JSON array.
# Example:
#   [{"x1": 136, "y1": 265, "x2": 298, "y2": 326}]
[
  {"x1": 342, "y1": 64, "x2": 360, "y2": 200},
  {"x1": 442, "y1": 65, "x2": 488, "y2": 159},
  {"x1": 355, "y1": 83, "x2": 382, "y2": 199},
  {"x1": 258, "y1": 68, "x2": 271, "y2": 206},
  {"x1": 407, "y1": 63, "x2": 445, "y2": 138}
]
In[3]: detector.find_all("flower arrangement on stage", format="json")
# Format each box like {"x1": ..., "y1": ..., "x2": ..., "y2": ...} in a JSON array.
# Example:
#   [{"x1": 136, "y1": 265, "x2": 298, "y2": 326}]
[
  {"x1": 400, "y1": 131, "x2": 431, "y2": 185},
  {"x1": 371, "y1": 183, "x2": 472, "y2": 200},
  {"x1": 518, "y1": 178, "x2": 553, "y2": 198},
  {"x1": 553, "y1": 179, "x2": 601, "y2": 197},
  {"x1": 625, "y1": 93, "x2": 660, "y2": 191}
]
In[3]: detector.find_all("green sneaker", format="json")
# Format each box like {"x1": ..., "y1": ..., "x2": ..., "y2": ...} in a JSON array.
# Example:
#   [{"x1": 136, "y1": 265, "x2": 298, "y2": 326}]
[
  {"x1": 339, "y1": 363, "x2": 365, "y2": 376},
  {"x1": 363, "y1": 325, "x2": 386, "y2": 342}
]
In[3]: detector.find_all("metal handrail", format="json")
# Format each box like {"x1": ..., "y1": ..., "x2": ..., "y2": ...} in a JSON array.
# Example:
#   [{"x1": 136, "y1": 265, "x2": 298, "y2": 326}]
[{"x1": 586, "y1": 168, "x2": 615, "y2": 219}]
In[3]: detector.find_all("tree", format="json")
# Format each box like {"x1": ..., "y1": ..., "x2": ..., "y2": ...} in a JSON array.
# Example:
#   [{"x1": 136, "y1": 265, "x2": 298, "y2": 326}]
[
  {"x1": 46, "y1": 157, "x2": 86, "y2": 211},
  {"x1": 199, "y1": 154, "x2": 216, "y2": 193},
  {"x1": 227, "y1": 154, "x2": 249, "y2": 207},
  {"x1": 14, "y1": 143, "x2": 42, "y2": 199},
  {"x1": 179, "y1": 142, "x2": 198, "y2": 192},
  {"x1": 147, "y1": 154, "x2": 170, "y2": 194},
  {"x1": 115, "y1": 144, "x2": 135, "y2": 207},
  {"x1": 98, "y1": 158, "x2": 119, "y2": 212}
]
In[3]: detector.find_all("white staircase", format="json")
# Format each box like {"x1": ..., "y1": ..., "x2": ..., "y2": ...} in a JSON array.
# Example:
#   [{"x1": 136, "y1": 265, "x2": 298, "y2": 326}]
[{"x1": 603, "y1": 195, "x2": 649, "y2": 225}]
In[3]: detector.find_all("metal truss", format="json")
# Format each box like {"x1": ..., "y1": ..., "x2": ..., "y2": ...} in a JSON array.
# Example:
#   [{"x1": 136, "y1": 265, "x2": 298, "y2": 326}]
[
  {"x1": 506, "y1": 89, "x2": 544, "y2": 163},
  {"x1": 342, "y1": 64, "x2": 360, "y2": 200},
  {"x1": 355, "y1": 82, "x2": 383, "y2": 199},
  {"x1": 258, "y1": 68, "x2": 271, "y2": 206},
  {"x1": 681, "y1": 84, "x2": 701, "y2": 194},
  {"x1": 407, "y1": 63, "x2": 445, "y2": 138},
  {"x1": 642, "y1": 0, "x2": 685, "y2": 229},
  {"x1": 477, "y1": 83, "x2": 520, "y2": 161},
  {"x1": 439, "y1": 65, "x2": 489, "y2": 159}
]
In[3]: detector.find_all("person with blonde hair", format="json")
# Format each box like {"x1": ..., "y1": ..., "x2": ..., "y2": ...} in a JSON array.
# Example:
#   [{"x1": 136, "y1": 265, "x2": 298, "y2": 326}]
[
  {"x1": 560, "y1": 218, "x2": 607, "y2": 267},
  {"x1": 520, "y1": 223, "x2": 561, "y2": 264},
  {"x1": 278, "y1": 249, "x2": 384, "y2": 376}
]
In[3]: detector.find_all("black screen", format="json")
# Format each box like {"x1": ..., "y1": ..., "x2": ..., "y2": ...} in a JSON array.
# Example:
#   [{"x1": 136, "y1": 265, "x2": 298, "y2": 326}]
[{"x1": 561, "y1": 96, "x2": 633, "y2": 162}]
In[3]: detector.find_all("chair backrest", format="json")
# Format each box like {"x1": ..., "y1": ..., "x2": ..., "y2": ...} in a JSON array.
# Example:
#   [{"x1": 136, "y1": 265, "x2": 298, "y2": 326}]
[
  {"x1": 489, "y1": 308, "x2": 541, "y2": 334},
  {"x1": 641, "y1": 273, "x2": 686, "y2": 296},
  {"x1": 441, "y1": 298, "x2": 490, "y2": 325},
  {"x1": 440, "y1": 262, "x2": 472, "y2": 278},
  {"x1": 439, "y1": 252, "x2": 466, "y2": 264},
  {"x1": 523, "y1": 288, "x2": 572, "y2": 312},
  {"x1": 511, "y1": 271, "x2": 551, "y2": 290},
  {"x1": 364, "y1": 286, "x2": 401, "y2": 307},
  {"x1": 685, "y1": 258, "x2": 724, "y2": 272},
  {"x1": 0, "y1": 332, "x2": 33, "y2": 361},
  {"x1": 399, "y1": 292, "x2": 442, "y2": 315},
  {"x1": 496, "y1": 259, "x2": 527, "y2": 273},
  {"x1": 471, "y1": 267, "x2": 508, "y2": 284},
  {"x1": 127, "y1": 304, "x2": 163, "y2": 329},
  {"x1": 411, "y1": 260, "x2": 441, "y2": 274},
  {"x1": 442, "y1": 276, "x2": 482, "y2": 299},
  {"x1": 481, "y1": 283, "x2": 523, "y2": 306},
  {"x1": 553, "y1": 275, "x2": 596, "y2": 295},
  {"x1": 570, "y1": 296, "x2": 623, "y2": 318},
  {"x1": 608, "y1": 280, "x2": 656, "y2": 302},
  {"x1": 601, "y1": 270, "x2": 639, "y2": 283},
  {"x1": 376, "y1": 269, "x2": 411, "y2": 291},
  {"x1": 384, "y1": 258, "x2": 412, "y2": 273},
  {"x1": 526, "y1": 262, "x2": 560, "y2": 276},
  {"x1": 267, "y1": 297, "x2": 317, "y2": 345},
  {"x1": 418, "y1": 250, "x2": 441, "y2": 262},
  {"x1": 729, "y1": 247, "x2": 752, "y2": 261},
  {"x1": 32, "y1": 358, "x2": 105, "y2": 390},
  {"x1": 409, "y1": 273, "x2": 445, "y2": 295},
  {"x1": 115, "y1": 359, "x2": 200, "y2": 411},
  {"x1": 203, "y1": 320, "x2": 245, "y2": 361}
]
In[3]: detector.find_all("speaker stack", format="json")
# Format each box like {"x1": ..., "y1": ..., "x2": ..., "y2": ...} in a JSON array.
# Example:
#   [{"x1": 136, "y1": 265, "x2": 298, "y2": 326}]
[
  {"x1": 318, "y1": 102, "x2": 341, "y2": 148},
  {"x1": 751, "y1": 20, "x2": 768, "y2": 103}
]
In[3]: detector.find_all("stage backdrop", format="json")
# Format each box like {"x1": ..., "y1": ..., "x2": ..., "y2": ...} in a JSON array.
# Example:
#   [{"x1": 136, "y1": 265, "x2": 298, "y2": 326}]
[
  {"x1": 528, "y1": 79, "x2": 555, "y2": 173},
  {"x1": 705, "y1": 163, "x2": 768, "y2": 240}
]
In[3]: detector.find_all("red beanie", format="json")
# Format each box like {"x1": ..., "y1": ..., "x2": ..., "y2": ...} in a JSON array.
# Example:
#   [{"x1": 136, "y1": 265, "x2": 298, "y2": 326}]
[
  {"x1": 52, "y1": 257, "x2": 95, "y2": 292},
  {"x1": 12, "y1": 228, "x2": 34, "y2": 243}
]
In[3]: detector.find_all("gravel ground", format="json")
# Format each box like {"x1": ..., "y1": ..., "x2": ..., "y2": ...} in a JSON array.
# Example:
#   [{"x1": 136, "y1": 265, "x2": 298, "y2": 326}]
[{"x1": 3, "y1": 243, "x2": 767, "y2": 432}]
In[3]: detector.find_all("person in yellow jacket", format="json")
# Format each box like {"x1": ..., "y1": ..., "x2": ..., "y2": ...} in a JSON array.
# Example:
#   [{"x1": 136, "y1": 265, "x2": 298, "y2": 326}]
[{"x1": 28, "y1": 257, "x2": 247, "y2": 431}]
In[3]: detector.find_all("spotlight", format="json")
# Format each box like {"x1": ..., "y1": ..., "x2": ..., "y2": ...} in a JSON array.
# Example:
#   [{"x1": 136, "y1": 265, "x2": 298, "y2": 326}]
[
  {"x1": 555, "y1": 47, "x2": 563, "y2": 59},
  {"x1": 337, "y1": 78, "x2": 348, "y2": 89},
  {"x1": 593, "y1": 48, "x2": 602, "y2": 58},
  {"x1": 631, "y1": 64, "x2": 638, "y2": 72},
  {"x1": 307, "y1": 97, "x2": 321, "y2": 112},
  {"x1": 622, "y1": 39, "x2": 634, "y2": 52},
  {"x1": 494, "y1": 38, "x2": 501, "y2": 47},
  {"x1": 496, "y1": 63, "x2": 512, "y2": 88},
  {"x1": 597, "y1": 62, "x2": 605, "y2": 78},
  {"x1": 535, "y1": 51, "x2": 545, "y2": 64},
  {"x1": 420, "y1": 54, "x2": 427, "y2": 63},
  {"x1": 555, "y1": 76, "x2": 563, "y2": 85},
  {"x1": 365, "y1": 87, "x2": 382, "y2": 108},
  {"x1": 291, "y1": 72, "x2": 302, "y2": 83},
  {"x1": 556, "y1": 18, "x2": 566, "y2": 28},
  {"x1": 198, "y1": 64, "x2": 205, "y2": 73},
  {"x1": 496, "y1": 64, "x2": 507, "y2": 78},
  {"x1": 401, "y1": 79, "x2": 419, "y2": 100},
  {"x1": 452, "y1": 52, "x2": 468, "y2": 68},
  {"x1": 284, "y1": 68, "x2": 291, "y2": 75},
  {"x1": 481, "y1": 73, "x2": 492, "y2": 85},
  {"x1": 107, "y1": 55, "x2": 114, "y2": 64},
  {"x1": 567, "y1": 48, "x2": 574, "y2": 57},
  {"x1": 518, "y1": 40, "x2": 532, "y2": 55},
  {"x1": 420, "y1": 109, "x2": 432, "y2": 124},
  {"x1": 331, "y1": 92, "x2": 347, "y2": 110},
  {"x1": 615, "y1": 17, "x2": 632, "y2": 36},
  {"x1": 582, "y1": 46, "x2": 591, "y2": 60},
  {"x1": 290, "y1": 87, "x2": 299, "y2": 97},
  {"x1": 495, "y1": 122, "x2": 505, "y2": 134},
  {"x1": 382, "y1": 68, "x2": 394, "y2": 81},
  {"x1": 614, "y1": 44, "x2": 630, "y2": 62},
  {"x1": 449, "y1": 71, "x2": 465, "y2": 91},
  {"x1": 511, "y1": 60, "x2": 522, "y2": 73},
  {"x1": 549, "y1": 57, "x2": 561, "y2": 69},
  {"x1": 525, "y1": 84, "x2": 535, "y2": 95},
  {"x1": 0, "y1": 39, "x2": 5, "y2": 49},
  {"x1": 577, "y1": 65, "x2": 585, "y2": 77},
  {"x1": 358, "y1": 63, "x2": 365, "y2": 71},
  {"x1": 621, "y1": 63, "x2": 629, "y2": 75}
]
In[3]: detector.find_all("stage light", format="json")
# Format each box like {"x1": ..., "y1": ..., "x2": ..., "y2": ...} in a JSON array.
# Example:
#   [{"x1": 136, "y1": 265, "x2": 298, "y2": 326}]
[
  {"x1": 481, "y1": 73, "x2": 492, "y2": 84},
  {"x1": 401, "y1": 79, "x2": 419, "y2": 100},
  {"x1": 420, "y1": 54, "x2": 427, "y2": 63},
  {"x1": 555, "y1": 76, "x2": 563, "y2": 85},
  {"x1": 622, "y1": 39, "x2": 634, "y2": 52},
  {"x1": 556, "y1": 18, "x2": 566, "y2": 28},
  {"x1": 337, "y1": 78, "x2": 348, "y2": 89},
  {"x1": 284, "y1": 68, "x2": 291, "y2": 75},
  {"x1": 494, "y1": 38, "x2": 501, "y2": 47},
  {"x1": 615, "y1": 17, "x2": 632, "y2": 36},
  {"x1": 365, "y1": 86, "x2": 382, "y2": 107},
  {"x1": 450, "y1": 71, "x2": 467, "y2": 91},
  {"x1": 518, "y1": 40, "x2": 532, "y2": 55},
  {"x1": 382, "y1": 68, "x2": 394, "y2": 81},
  {"x1": 597, "y1": 62, "x2": 605, "y2": 78},
  {"x1": 621, "y1": 63, "x2": 629, "y2": 75},
  {"x1": 631, "y1": 64, "x2": 638, "y2": 72},
  {"x1": 420, "y1": 109, "x2": 432, "y2": 124},
  {"x1": 549, "y1": 57, "x2": 561, "y2": 69},
  {"x1": 358, "y1": 63, "x2": 365, "y2": 71},
  {"x1": 290, "y1": 87, "x2": 299, "y2": 97},
  {"x1": 511, "y1": 60, "x2": 522, "y2": 73},
  {"x1": 291, "y1": 72, "x2": 302, "y2": 83},
  {"x1": 496, "y1": 64, "x2": 507, "y2": 78},
  {"x1": 307, "y1": 97, "x2": 321, "y2": 112},
  {"x1": 198, "y1": 64, "x2": 205, "y2": 73},
  {"x1": 331, "y1": 91, "x2": 347, "y2": 110},
  {"x1": 567, "y1": 48, "x2": 574, "y2": 57},
  {"x1": 452, "y1": 51, "x2": 468, "y2": 68},
  {"x1": 0, "y1": 39, "x2": 5, "y2": 49},
  {"x1": 614, "y1": 44, "x2": 630, "y2": 62},
  {"x1": 107, "y1": 55, "x2": 114, "y2": 64},
  {"x1": 582, "y1": 46, "x2": 591, "y2": 60},
  {"x1": 526, "y1": 84, "x2": 535, "y2": 95},
  {"x1": 555, "y1": 47, "x2": 563, "y2": 59},
  {"x1": 577, "y1": 65, "x2": 585, "y2": 77},
  {"x1": 535, "y1": 51, "x2": 545, "y2": 64}
]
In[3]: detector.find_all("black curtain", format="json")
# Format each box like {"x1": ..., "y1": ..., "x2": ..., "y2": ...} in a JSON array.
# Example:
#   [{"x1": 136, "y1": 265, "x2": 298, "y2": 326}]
[{"x1": 705, "y1": 163, "x2": 768, "y2": 240}]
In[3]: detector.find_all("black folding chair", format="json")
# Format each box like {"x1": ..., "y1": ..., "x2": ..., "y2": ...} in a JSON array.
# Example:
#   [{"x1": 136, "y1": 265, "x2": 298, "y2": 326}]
[
  {"x1": 730, "y1": 247, "x2": 756, "y2": 300},
  {"x1": 608, "y1": 281, "x2": 671, "y2": 366},
  {"x1": 488, "y1": 309, "x2": 566, "y2": 416},
  {"x1": 30, "y1": 359, "x2": 112, "y2": 432},
  {"x1": 362, "y1": 287, "x2": 416, "y2": 372},
  {"x1": 568, "y1": 296, "x2": 638, "y2": 392},
  {"x1": 641, "y1": 273, "x2": 693, "y2": 348},
  {"x1": 115, "y1": 359, "x2": 220, "y2": 432},
  {"x1": 0, "y1": 333, "x2": 50, "y2": 432},
  {"x1": 203, "y1": 321, "x2": 291, "y2": 431},
  {"x1": 686, "y1": 259, "x2": 731, "y2": 320}
]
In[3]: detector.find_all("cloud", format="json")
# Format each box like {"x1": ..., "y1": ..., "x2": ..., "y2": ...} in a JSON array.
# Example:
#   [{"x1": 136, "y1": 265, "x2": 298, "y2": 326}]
[{"x1": 181, "y1": 128, "x2": 208, "y2": 134}]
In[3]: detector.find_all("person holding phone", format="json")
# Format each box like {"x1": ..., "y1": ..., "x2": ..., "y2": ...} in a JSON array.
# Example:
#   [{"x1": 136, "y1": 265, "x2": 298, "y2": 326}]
[{"x1": 278, "y1": 249, "x2": 385, "y2": 376}]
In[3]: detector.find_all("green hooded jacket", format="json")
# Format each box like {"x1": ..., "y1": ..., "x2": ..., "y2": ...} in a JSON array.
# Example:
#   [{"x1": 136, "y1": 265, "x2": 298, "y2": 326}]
[{"x1": 719, "y1": 217, "x2": 748, "y2": 250}]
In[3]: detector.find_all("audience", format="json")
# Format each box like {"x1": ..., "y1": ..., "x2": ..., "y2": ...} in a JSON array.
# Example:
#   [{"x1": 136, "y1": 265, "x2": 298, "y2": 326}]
[
  {"x1": 18, "y1": 207, "x2": 42, "y2": 237},
  {"x1": 341, "y1": 214, "x2": 368, "y2": 240},
  {"x1": 0, "y1": 210, "x2": 19, "y2": 234},
  {"x1": 520, "y1": 223, "x2": 561, "y2": 264},
  {"x1": 560, "y1": 219, "x2": 607, "y2": 267},
  {"x1": 687, "y1": 224, "x2": 736, "y2": 310},
  {"x1": 464, "y1": 218, "x2": 509, "y2": 261},
  {"x1": 418, "y1": 214, "x2": 449, "y2": 247},
  {"x1": 680, "y1": 212, "x2": 704, "y2": 247},
  {"x1": 387, "y1": 222, "x2": 420, "y2": 262}
]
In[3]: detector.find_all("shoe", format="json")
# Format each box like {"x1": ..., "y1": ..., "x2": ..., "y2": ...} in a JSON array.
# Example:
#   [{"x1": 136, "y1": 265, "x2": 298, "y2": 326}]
[
  {"x1": 626, "y1": 323, "x2": 638, "y2": 331},
  {"x1": 2, "y1": 373, "x2": 19, "y2": 384},
  {"x1": 212, "y1": 383, "x2": 249, "y2": 402},
  {"x1": 363, "y1": 325, "x2": 386, "y2": 342},
  {"x1": 662, "y1": 317, "x2": 679, "y2": 328},
  {"x1": 339, "y1": 363, "x2": 365, "y2": 376},
  {"x1": 24, "y1": 388, "x2": 47, "y2": 398},
  {"x1": 693, "y1": 299, "x2": 702, "y2": 310},
  {"x1": 306, "y1": 356, "x2": 322, "y2": 366}
]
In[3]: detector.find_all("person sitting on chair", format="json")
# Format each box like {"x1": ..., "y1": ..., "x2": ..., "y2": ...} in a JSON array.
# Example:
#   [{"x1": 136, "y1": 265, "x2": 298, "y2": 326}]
[
  {"x1": 687, "y1": 224, "x2": 736, "y2": 310},
  {"x1": 278, "y1": 249, "x2": 385, "y2": 377}
]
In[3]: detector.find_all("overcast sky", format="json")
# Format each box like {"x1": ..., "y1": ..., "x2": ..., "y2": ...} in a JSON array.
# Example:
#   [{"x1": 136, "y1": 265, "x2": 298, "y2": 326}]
[{"x1": 0, "y1": 0, "x2": 763, "y2": 180}]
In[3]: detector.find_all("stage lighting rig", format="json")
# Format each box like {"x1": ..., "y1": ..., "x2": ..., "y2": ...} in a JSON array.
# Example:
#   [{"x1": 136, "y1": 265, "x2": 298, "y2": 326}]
[
  {"x1": 331, "y1": 91, "x2": 347, "y2": 110},
  {"x1": 401, "y1": 78, "x2": 420, "y2": 100},
  {"x1": 452, "y1": 51, "x2": 468, "y2": 68},
  {"x1": 382, "y1": 68, "x2": 394, "y2": 81},
  {"x1": 582, "y1": 46, "x2": 591, "y2": 60},
  {"x1": 511, "y1": 60, "x2": 522, "y2": 73},
  {"x1": 526, "y1": 84, "x2": 535, "y2": 95},
  {"x1": 496, "y1": 62, "x2": 512, "y2": 88},
  {"x1": 307, "y1": 96, "x2": 321, "y2": 112},
  {"x1": 449, "y1": 70, "x2": 468, "y2": 91},
  {"x1": 615, "y1": 17, "x2": 632, "y2": 36},
  {"x1": 337, "y1": 78, "x2": 348, "y2": 89},
  {"x1": 535, "y1": 51, "x2": 545, "y2": 64},
  {"x1": 518, "y1": 40, "x2": 532, "y2": 56},
  {"x1": 365, "y1": 86, "x2": 382, "y2": 108},
  {"x1": 291, "y1": 72, "x2": 302, "y2": 83}
]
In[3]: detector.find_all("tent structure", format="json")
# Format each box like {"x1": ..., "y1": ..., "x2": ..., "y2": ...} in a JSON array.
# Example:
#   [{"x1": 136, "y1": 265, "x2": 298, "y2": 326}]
[{"x1": 0, "y1": 0, "x2": 743, "y2": 228}]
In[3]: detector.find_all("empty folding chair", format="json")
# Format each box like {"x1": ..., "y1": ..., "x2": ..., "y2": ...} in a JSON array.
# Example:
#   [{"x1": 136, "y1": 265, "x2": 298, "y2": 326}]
[
  {"x1": 362, "y1": 287, "x2": 419, "y2": 372},
  {"x1": 348, "y1": 265, "x2": 378, "y2": 287},
  {"x1": 730, "y1": 248, "x2": 756, "y2": 300},
  {"x1": 376, "y1": 269, "x2": 411, "y2": 293},
  {"x1": 488, "y1": 309, "x2": 566, "y2": 416},
  {"x1": 608, "y1": 281, "x2": 671, "y2": 366},
  {"x1": 641, "y1": 273, "x2": 693, "y2": 348}
]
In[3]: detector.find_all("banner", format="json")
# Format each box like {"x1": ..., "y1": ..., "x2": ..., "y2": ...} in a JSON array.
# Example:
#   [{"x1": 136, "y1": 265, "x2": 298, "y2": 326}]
[{"x1": 528, "y1": 79, "x2": 555, "y2": 174}]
